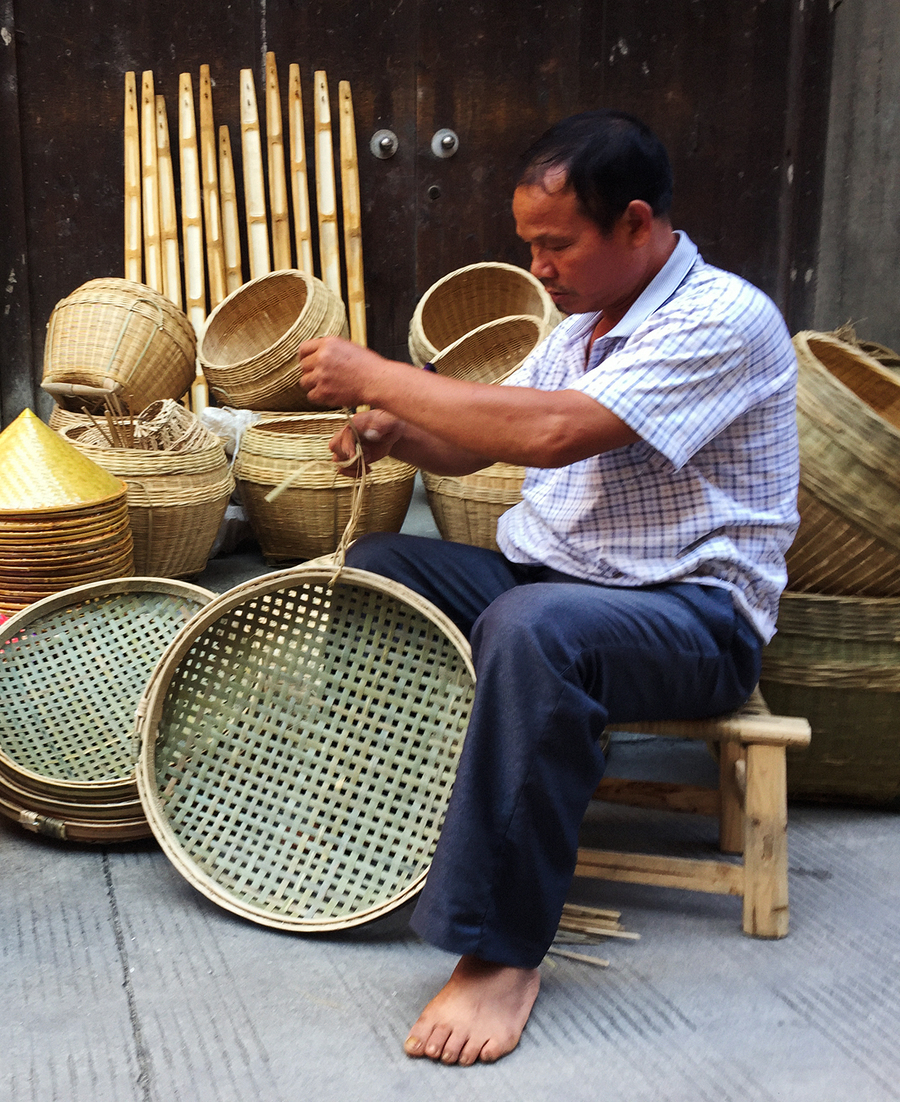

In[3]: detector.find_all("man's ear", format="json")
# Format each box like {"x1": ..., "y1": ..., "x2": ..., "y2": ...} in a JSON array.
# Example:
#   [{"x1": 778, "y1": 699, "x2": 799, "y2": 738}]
[{"x1": 622, "y1": 200, "x2": 655, "y2": 246}]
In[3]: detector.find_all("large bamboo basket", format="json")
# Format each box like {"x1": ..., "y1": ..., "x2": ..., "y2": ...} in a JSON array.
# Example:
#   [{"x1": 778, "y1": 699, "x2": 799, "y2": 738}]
[
  {"x1": 41, "y1": 278, "x2": 196, "y2": 412},
  {"x1": 422, "y1": 463, "x2": 525, "y2": 552},
  {"x1": 234, "y1": 414, "x2": 416, "y2": 561},
  {"x1": 60, "y1": 408, "x2": 234, "y2": 578},
  {"x1": 760, "y1": 591, "x2": 900, "y2": 804},
  {"x1": 198, "y1": 269, "x2": 348, "y2": 411},
  {"x1": 430, "y1": 315, "x2": 546, "y2": 384},
  {"x1": 408, "y1": 262, "x2": 560, "y2": 367},
  {"x1": 789, "y1": 331, "x2": 900, "y2": 596},
  {"x1": 135, "y1": 565, "x2": 475, "y2": 930},
  {"x1": 0, "y1": 577, "x2": 214, "y2": 841}
]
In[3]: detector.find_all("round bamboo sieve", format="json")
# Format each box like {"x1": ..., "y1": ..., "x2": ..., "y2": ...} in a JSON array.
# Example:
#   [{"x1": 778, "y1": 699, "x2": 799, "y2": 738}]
[{"x1": 135, "y1": 565, "x2": 476, "y2": 931}]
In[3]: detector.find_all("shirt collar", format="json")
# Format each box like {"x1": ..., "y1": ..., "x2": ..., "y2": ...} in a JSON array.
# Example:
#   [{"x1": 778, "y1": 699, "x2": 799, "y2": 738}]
[{"x1": 568, "y1": 231, "x2": 700, "y2": 343}]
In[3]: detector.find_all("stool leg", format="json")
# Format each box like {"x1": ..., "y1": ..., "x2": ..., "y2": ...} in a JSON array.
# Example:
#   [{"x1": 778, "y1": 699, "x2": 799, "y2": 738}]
[
  {"x1": 742, "y1": 743, "x2": 789, "y2": 938},
  {"x1": 718, "y1": 740, "x2": 745, "y2": 855}
]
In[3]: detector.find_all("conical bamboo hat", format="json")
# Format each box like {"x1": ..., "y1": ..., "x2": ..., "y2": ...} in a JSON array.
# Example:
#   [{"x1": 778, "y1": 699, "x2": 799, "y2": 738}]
[{"x1": 0, "y1": 409, "x2": 126, "y2": 513}]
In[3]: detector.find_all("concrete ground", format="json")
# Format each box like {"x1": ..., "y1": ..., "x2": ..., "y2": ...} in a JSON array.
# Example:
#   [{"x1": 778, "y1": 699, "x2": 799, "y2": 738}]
[{"x1": 3, "y1": 477, "x2": 899, "y2": 1101}]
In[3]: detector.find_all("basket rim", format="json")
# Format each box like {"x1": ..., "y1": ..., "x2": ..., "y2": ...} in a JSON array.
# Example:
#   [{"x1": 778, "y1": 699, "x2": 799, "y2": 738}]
[{"x1": 134, "y1": 563, "x2": 475, "y2": 932}]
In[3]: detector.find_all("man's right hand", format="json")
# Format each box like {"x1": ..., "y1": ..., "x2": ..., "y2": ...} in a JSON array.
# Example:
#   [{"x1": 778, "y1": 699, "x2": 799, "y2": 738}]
[{"x1": 329, "y1": 409, "x2": 406, "y2": 475}]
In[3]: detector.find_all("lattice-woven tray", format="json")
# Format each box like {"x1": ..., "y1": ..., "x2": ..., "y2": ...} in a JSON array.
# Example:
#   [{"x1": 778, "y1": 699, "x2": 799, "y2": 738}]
[
  {"x1": 135, "y1": 566, "x2": 475, "y2": 931},
  {"x1": 0, "y1": 577, "x2": 215, "y2": 840}
]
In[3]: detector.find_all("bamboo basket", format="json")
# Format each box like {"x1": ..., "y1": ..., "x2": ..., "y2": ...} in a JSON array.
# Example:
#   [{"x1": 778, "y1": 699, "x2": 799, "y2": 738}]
[
  {"x1": 198, "y1": 269, "x2": 348, "y2": 411},
  {"x1": 0, "y1": 577, "x2": 214, "y2": 841},
  {"x1": 134, "y1": 565, "x2": 475, "y2": 930},
  {"x1": 759, "y1": 591, "x2": 900, "y2": 804},
  {"x1": 422, "y1": 463, "x2": 525, "y2": 552},
  {"x1": 789, "y1": 331, "x2": 900, "y2": 596},
  {"x1": 60, "y1": 411, "x2": 233, "y2": 578},
  {"x1": 430, "y1": 315, "x2": 546, "y2": 384},
  {"x1": 408, "y1": 262, "x2": 560, "y2": 367},
  {"x1": 41, "y1": 278, "x2": 196, "y2": 412},
  {"x1": 234, "y1": 414, "x2": 416, "y2": 561}
]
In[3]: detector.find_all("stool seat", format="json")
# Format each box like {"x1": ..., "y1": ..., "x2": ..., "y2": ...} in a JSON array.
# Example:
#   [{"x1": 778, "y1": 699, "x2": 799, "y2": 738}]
[{"x1": 575, "y1": 688, "x2": 811, "y2": 938}]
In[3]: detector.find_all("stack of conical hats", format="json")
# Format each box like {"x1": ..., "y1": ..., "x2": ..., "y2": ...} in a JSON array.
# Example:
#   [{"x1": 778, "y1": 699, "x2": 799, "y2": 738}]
[{"x1": 0, "y1": 409, "x2": 134, "y2": 616}]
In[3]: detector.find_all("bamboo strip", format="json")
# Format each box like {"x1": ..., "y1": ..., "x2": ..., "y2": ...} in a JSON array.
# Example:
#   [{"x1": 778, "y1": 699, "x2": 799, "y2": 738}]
[
  {"x1": 178, "y1": 74, "x2": 206, "y2": 336},
  {"x1": 140, "y1": 71, "x2": 162, "y2": 292},
  {"x1": 266, "y1": 53, "x2": 292, "y2": 271},
  {"x1": 155, "y1": 95, "x2": 182, "y2": 309},
  {"x1": 339, "y1": 80, "x2": 365, "y2": 345},
  {"x1": 546, "y1": 948, "x2": 610, "y2": 968},
  {"x1": 218, "y1": 125, "x2": 244, "y2": 293},
  {"x1": 240, "y1": 68, "x2": 270, "y2": 279},
  {"x1": 199, "y1": 64, "x2": 227, "y2": 309},
  {"x1": 313, "y1": 70, "x2": 342, "y2": 298},
  {"x1": 124, "y1": 72, "x2": 142, "y2": 282},
  {"x1": 288, "y1": 64, "x2": 314, "y2": 275}
]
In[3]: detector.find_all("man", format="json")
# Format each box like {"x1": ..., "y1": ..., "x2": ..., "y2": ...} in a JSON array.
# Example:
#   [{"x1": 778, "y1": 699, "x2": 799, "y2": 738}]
[{"x1": 295, "y1": 110, "x2": 799, "y2": 1067}]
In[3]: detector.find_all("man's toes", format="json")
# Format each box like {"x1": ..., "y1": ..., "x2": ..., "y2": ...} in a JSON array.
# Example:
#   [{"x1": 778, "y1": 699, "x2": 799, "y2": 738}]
[
  {"x1": 423, "y1": 1024, "x2": 452, "y2": 1060},
  {"x1": 403, "y1": 1033, "x2": 426, "y2": 1058}
]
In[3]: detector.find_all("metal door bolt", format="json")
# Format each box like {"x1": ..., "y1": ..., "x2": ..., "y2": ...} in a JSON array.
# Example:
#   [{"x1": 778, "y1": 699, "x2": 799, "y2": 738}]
[
  {"x1": 370, "y1": 130, "x2": 398, "y2": 159},
  {"x1": 431, "y1": 129, "x2": 459, "y2": 158}
]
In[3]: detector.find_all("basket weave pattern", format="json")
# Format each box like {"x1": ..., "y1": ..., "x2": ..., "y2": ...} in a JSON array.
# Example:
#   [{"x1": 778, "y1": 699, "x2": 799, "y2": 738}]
[
  {"x1": 234, "y1": 415, "x2": 415, "y2": 561},
  {"x1": 431, "y1": 315, "x2": 546, "y2": 384},
  {"x1": 136, "y1": 567, "x2": 475, "y2": 930},
  {"x1": 41, "y1": 278, "x2": 197, "y2": 412},
  {"x1": 422, "y1": 464, "x2": 525, "y2": 552},
  {"x1": 198, "y1": 270, "x2": 348, "y2": 411}
]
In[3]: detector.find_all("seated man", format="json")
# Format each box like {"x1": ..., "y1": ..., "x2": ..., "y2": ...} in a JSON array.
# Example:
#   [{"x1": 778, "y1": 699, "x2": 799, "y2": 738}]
[{"x1": 295, "y1": 109, "x2": 799, "y2": 1067}]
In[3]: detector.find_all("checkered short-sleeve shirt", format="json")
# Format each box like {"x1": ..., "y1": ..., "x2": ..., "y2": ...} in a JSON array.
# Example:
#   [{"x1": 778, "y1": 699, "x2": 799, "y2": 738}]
[{"x1": 497, "y1": 232, "x2": 799, "y2": 642}]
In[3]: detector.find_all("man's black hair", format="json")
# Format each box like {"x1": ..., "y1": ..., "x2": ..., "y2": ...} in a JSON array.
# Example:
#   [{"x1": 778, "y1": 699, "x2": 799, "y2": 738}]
[{"x1": 519, "y1": 110, "x2": 673, "y2": 234}]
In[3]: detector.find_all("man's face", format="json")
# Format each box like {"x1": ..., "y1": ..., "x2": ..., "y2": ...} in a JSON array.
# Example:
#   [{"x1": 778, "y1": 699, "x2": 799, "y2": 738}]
[{"x1": 512, "y1": 173, "x2": 640, "y2": 317}]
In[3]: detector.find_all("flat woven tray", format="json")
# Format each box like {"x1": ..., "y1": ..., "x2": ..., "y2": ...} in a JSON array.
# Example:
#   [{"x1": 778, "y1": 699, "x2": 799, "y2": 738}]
[
  {"x1": 135, "y1": 566, "x2": 475, "y2": 931},
  {"x1": 0, "y1": 577, "x2": 215, "y2": 840}
]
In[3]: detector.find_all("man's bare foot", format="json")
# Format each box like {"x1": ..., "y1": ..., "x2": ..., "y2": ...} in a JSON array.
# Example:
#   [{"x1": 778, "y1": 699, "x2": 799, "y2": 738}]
[{"x1": 404, "y1": 954, "x2": 541, "y2": 1066}]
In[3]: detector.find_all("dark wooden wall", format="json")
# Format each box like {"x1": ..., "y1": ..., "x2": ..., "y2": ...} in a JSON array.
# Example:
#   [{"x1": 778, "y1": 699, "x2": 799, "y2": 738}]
[{"x1": 0, "y1": 0, "x2": 833, "y2": 427}]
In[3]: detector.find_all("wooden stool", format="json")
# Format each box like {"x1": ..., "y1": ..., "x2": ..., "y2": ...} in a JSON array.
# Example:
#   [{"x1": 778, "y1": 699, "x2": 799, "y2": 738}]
[{"x1": 575, "y1": 689, "x2": 811, "y2": 938}]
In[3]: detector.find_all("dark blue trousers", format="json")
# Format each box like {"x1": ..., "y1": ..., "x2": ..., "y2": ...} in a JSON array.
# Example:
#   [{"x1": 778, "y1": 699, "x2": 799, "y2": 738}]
[{"x1": 345, "y1": 533, "x2": 762, "y2": 967}]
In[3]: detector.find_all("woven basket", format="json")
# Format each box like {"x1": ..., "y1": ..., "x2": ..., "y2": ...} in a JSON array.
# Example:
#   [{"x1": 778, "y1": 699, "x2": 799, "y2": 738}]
[
  {"x1": 234, "y1": 414, "x2": 416, "y2": 561},
  {"x1": 41, "y1": 278, "x2": 196, "y2": 412},
  {"x1": 135, "y1": 565, "x2": 475, "y2": 930},
  {"x1": 789, "y1": 331, "x2": 900, "y2": 596},
  {"x1": 60, "y1": 412, "x2": 234, "y2": 578},
  {"x1": 0, "y1": 577, "x2": 214, "y2": 841},
  {"x1": 408, "y1": 262, "x2": 560, "y2": 367},
  {"x1": 422, "y1": 463, "x2": 525, "y2": 552},
  {"x1": 198, "y1": 270, "x2": 349, "y2": 411},
  {"x1": 430, "y1": 315, "x2": 546, "y2": 384},
  {"x1": 760, "y1": 591, "x2": 900, "y2": 804}
]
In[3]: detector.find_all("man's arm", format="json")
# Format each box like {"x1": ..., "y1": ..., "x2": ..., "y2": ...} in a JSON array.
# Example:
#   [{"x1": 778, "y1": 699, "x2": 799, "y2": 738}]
[{"x1": 298, "y1": 336, "x2": 639, "y2": 472}]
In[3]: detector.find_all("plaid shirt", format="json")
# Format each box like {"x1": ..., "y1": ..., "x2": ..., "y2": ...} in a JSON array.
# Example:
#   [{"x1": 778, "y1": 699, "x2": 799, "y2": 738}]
[{"x1": 497, "y1": 232, "x2": 799, "y2": 642}]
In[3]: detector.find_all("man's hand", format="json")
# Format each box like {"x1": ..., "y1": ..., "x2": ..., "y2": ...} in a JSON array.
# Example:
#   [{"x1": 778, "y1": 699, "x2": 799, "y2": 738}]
[
  {"x1": 329, "y1": 409, "x2": 406, "y2": 476},
  {"x1": 297, "y1": 336, "x2": 394, "y2": 409}
]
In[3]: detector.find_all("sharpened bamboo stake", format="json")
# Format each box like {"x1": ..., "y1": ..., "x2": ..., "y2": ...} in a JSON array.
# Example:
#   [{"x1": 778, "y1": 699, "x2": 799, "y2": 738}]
[
  {"x1": 199, "y1": 64, "x2": 227, "y2": 309},
  {"x1": 124, "y1": 72, "x2": 142, "y2": 282},
  {"x1": 288, "y1": 63, "x2": 314, "y2": 275},
  {"x1": 240, "y1": 68, "x2": 270, "y2": 279},
  {"x1": 313, "y1": 70, "x2": 341, "y2": 298},
  {"x1": 218, "y1": 125, "x2": 244, "y2": 293},
  {"x1": 140, "y1": 71, "x2": 162, "y2": 292},
  {"x1": 155, "y1": 94, "x2": 182, "y2": 309},
  {"x1": 179, "y1": 74, "x2": 209, "y2": 415},
  {"x1": 178, "y1": 74, "x2": 206, "y2": 334},
  {"x1": 339, "y1": 81, "x2": 366, "y2": 345},
  {"x1": 266, "y1": 52, "x2": 291, "y2": 271}
]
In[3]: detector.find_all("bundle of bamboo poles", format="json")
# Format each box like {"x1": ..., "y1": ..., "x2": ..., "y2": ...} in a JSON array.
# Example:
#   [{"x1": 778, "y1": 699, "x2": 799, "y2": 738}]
[{"x1": 124, "y1": 56, "x2": 366, "y2": 413}]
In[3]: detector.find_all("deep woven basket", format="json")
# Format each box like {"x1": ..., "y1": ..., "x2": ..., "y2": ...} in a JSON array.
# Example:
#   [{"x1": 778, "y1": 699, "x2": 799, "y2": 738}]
[
  {"x1": 135, "y1": 565, "x2": 475, "y2": 930},
  {"x1": 234, "y1": 414, "x2": 416, "y2": 561},
  {"x1": 198, "y1": 270, "x2": 348, "y2": 411},
  {"x1": 430, "y1": 315, "x2": 546, "y2": 384},
  {"x1": 408, "y1": 262, "x2": 560, "y2": 367},
  {"x1": 760, "y1": 590, "x2": 900, "y2": 804},
  {"x1": 422, "y1": 463, "x2": 525, "y2": 552},
  {"x1": 60, "y1": 413, "x2": 234, "y2": 578},
  {"x1": 789, "y1": 331, "x2": 900, "y2": 596},
  {"x1": 41, "y1": 278, "x2": 197, "y2": 413},
  {"x1": 0, "y1": 576, "x2": 214, "y2": 841}
]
